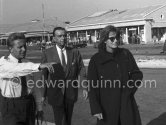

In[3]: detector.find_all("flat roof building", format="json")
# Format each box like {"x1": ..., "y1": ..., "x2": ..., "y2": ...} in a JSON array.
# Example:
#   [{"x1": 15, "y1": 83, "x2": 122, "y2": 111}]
[{"x1": 67, "y1": 4, "x2": 166, "y2": 44}]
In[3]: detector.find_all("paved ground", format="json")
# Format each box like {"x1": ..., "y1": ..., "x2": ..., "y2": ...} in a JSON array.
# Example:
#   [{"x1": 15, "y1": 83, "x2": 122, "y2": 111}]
[{"x1": 137, "y1": 69, "x2": 166, "y2": 125}]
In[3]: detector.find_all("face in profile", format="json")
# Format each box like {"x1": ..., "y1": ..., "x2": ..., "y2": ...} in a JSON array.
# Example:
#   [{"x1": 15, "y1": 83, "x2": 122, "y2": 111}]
[
  {"x1": 53, "y1": 30, "x2": 67, "y2": 49},
  {"x1": 10, "y1": 39, "x2": 27, "y2": 59},
  {"x1": 105, "y1": 31, "x2": 119, "y2": 50}
]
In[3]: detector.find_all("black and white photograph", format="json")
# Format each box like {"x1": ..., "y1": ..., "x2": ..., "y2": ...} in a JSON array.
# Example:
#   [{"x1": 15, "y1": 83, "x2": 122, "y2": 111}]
[{"x1": 0, "y1": 0, "x2": 166, "y2": 125}]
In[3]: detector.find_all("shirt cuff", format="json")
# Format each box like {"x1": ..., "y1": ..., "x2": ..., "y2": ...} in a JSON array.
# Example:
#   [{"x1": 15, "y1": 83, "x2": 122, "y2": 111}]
[{"x1": 32, "y1": 63, "x2": 41, "y2": 71}]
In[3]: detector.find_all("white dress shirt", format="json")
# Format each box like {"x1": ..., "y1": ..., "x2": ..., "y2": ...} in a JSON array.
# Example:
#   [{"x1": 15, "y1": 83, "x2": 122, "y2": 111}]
[
  {"x1": 0, "y1": 54, "x2": 40, "y2": 97},
  {"x1": 56, "y1": 45, "x2": 67, "y2": 65}
]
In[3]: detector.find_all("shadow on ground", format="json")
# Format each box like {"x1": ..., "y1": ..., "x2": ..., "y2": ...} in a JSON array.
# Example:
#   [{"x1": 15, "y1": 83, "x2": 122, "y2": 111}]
[{"x1": 147, "y1": 112, "x2": 166, "y2": 125}]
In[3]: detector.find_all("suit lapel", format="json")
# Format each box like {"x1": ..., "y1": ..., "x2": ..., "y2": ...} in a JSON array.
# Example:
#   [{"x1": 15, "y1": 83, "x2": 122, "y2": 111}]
[
  {"x1": 51, "y1": 46, "x2": 72, "y2": 78},
  {"x1": 52, "y1": 46, "x2": 61, "y2": 63}
]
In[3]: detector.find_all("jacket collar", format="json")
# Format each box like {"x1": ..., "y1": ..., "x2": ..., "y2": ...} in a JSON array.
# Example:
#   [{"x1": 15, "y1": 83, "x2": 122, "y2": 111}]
[
  {"x1": 99, "y1": 48, "x2": 121, "y2": 64},
  {"x1": 8, "y1": 54, "x2": 19, "y2": 63}
]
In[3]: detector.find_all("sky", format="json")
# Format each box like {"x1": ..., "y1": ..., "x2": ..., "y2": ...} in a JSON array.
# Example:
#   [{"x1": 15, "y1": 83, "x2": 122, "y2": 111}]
[{"x1": 0, "y1": 0, "x2": 166, "y2": 25}]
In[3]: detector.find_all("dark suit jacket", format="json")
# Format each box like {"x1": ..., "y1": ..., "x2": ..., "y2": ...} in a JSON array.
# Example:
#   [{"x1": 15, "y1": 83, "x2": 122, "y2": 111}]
[{"x1": 41, "y1": 46, "x2": 85, "y2": 106}]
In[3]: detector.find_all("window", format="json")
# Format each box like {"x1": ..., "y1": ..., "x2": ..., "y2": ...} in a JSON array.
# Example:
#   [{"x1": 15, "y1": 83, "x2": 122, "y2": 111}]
[{"x1": 160, "y1": 14, "x2": 164, "y2": 19}]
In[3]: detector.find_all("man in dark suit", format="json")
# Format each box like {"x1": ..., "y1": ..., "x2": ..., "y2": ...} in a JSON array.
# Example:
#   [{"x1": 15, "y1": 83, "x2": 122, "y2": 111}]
[{"x1": 41, "y1": 27, "x2": 88, "y2": 125}]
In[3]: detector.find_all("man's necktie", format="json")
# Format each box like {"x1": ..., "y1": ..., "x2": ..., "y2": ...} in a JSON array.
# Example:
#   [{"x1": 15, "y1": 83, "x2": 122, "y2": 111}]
[
  {"x1": 18, "y1": 60, "x2": 28, "y2": 97},
  {"x1": 60, "y1": 49, "x2": 66, "y2": 95},
  {"x1": 61, "y1": 49, "x2": 66, "y2": 69},
  {"x1": 21, "y1": 76, "x2": 28, "y2": 97}
]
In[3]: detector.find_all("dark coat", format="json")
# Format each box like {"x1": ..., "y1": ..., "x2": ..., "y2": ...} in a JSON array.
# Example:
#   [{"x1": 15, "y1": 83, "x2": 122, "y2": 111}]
[
  {"x1": 41, "y1": 46, "x2": 85, "y2": 106},
  {"x1": 88, "y1": 48, "x2": 143, "y2": 125}
]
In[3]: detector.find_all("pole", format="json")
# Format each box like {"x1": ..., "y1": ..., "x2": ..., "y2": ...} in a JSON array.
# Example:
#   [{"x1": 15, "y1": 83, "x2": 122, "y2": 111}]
[
  {"x1": 0, "y1": 0, "x2": 2, "y2": 25},
  {"x1": 42, "y1": 1, "x2": 45, "y2": 41},
  {"x1": 0, "y1": 0, "x2": 3, "y2": 45}
]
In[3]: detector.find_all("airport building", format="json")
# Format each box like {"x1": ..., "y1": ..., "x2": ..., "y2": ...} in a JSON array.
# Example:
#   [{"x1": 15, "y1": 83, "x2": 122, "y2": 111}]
[{"x1": 66, "y1": 4, "x2": 166, "y2": 44}]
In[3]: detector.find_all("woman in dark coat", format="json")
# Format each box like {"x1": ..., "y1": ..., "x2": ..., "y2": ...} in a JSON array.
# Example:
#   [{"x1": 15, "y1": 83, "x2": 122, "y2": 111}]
[{"x1": 88, "y1": 25, "x2": 143, "y2": 125}]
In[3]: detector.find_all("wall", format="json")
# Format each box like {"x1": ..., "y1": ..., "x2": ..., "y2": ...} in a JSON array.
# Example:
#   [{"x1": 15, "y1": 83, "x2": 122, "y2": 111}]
[{"x1": 144, "y1": 21, "x2": 152, "y2": 43}]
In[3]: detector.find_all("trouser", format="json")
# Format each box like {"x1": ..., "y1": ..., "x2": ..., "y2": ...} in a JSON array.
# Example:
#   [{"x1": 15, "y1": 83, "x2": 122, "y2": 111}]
[
  {"x1": 52, "y1": 105, "x2": 64, "y2": 125},
  {"x1": 1, "y1": 95, "x2": 36, "y2": 125},
  {"x1": 64, "y1": 100, "x2": 74, "y2": 125},
  {"x1": 52, "y1": 100, "x2": 74, "y2": 125}
]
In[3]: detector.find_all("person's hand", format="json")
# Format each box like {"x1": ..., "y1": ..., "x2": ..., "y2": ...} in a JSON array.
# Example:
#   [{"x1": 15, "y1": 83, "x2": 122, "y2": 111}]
[
  {"x1": 36, "y1": 110, "x2": 44, "y2": 119},
  {"x1": 93, "y1": 113, "x2": 103, "y2": 120},
  {"x1": 83, "y1": 89, "x2": 88, "y2": 100},
  {"x1": 41, "y1": 97, "x2": 47, "y2": 106},
  {"x1": 36, "y1": 110, "x2": 44, "y2": 124},
  {"x1": 39, "y1": 62, "x2": 56, "y2": 73}
]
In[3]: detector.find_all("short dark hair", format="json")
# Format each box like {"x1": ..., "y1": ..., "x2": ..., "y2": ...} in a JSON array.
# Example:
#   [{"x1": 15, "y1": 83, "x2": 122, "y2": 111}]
[
  {"x1": 98, "y1": 25, "x2": 120, "y2": 51},
  {"x1": 52, "y1": 27, "x2": 66, "y2": 37},
  {"x1": 7, "y1": 33, "x2": 26, "y2": 49}
]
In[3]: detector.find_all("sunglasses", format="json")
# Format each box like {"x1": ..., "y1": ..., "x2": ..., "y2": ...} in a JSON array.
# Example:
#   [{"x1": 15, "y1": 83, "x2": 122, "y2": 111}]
[
  {"x1": 108, "y1": 37, "x2": 117, "y2": 42},
  {"x1": 56, "y1": 35, "x2": 67, "y2": 38}
]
